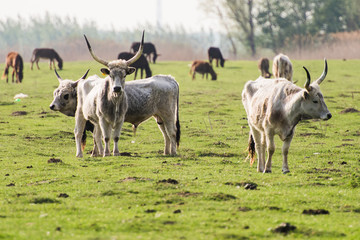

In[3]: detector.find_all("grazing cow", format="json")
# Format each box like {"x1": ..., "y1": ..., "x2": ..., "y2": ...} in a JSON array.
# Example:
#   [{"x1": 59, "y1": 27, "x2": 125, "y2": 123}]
[
  {"x1": 76, "y1": 31, "x2": 180, "y2": 157},
  {"x1": 30, "y1": 48, "x2": 63, "y2": 70},
  {"x1": 117, "y1": 52, "x2": 152, "y2": 80},
  {"x1": 272, "y1": 53, "x2": 292, "y2": 81},
  {"x1": 2, "y1": 52, "x2": 23, "y2": 83},
  {"x1": 208, "y1": 47, "x2": 225, "y2": 68},
  {"x1": 258, "y1": 57, "x2": 272, "y2": 78},
  {"x1": 242, "y1": 59, "x2": 331, "y2": 173},
  {"x1": 189, "y1": 60, "x2": 217, "y2": 80},
  {"x1": 130, "y1": 42, "x2": 159, "y2": 63}
]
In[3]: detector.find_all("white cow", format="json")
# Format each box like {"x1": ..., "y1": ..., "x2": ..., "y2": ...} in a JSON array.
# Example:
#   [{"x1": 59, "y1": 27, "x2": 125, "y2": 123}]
[
  {"x1": 273, "y1": 53, "x2": 293, "y2": 81},
  {"x1": 242, "y1": 59, "x2": 331, "y2": 173},
  {"x1": 75, "y1": 32, "x2": 145, "y2": 157}
]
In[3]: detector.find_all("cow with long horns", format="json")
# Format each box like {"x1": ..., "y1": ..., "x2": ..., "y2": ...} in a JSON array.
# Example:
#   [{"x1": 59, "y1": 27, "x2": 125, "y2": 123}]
[
  {"x1": 242, "y1": 59, "x2": 331, "y2": 173},
  {"x1": 74, "y1": 31, "x2": 145, "y2": 157}
]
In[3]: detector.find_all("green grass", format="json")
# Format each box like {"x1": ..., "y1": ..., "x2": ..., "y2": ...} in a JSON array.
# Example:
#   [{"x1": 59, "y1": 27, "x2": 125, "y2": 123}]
[{"x1": 0, "y1": 59, "x2": 359, "y2": 239}]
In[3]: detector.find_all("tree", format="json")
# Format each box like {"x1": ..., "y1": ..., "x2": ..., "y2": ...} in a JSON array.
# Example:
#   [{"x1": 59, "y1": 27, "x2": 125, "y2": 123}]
[{"x1": 202, "y1": 0, "x2": 257, "y2": 57}]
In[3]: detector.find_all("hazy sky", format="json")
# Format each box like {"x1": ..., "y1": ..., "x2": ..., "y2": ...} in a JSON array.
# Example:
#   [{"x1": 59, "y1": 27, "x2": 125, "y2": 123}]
[{"x1": 1, "y1": 0, "x2": 220, "y2": 32}]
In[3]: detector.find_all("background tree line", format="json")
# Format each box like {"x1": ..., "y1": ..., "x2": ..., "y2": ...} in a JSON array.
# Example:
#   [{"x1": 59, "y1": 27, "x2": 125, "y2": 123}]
[
  {"x1": 203, "y1": 0, "x2": 360, "y2": 58},
  {"x1": 1, "y1": 0, "x2": 360, "y2": 62}
]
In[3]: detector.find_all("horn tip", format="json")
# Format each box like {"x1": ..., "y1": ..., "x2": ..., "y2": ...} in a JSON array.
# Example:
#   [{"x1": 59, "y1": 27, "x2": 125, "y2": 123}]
[
  {"x1": 141, "y1": 30, "x2": 145, "y2": 45},
  {"x1": 84, "y1": 34, "x2": 91, "y2": 49}
]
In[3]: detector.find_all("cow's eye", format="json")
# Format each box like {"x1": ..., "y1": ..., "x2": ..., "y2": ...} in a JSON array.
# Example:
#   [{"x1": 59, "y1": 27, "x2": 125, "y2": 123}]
[
  {"x1": 64, "y1": 94, "x2": 69, "y2": 100},
  {"x1": 313, "y1": 100, "x2": 318, "y2": 104}
]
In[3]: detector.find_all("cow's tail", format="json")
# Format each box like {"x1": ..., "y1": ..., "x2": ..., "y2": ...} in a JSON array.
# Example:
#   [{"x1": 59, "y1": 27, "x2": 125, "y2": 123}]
[
  {"x1": 17, "y1": 55, "x2": 24, "y2": 82},
  {"x1": 247, "y1": 133, "x2": 256, "y2": 166},
  {"x1": 176, "y1": 83, "x2": 180, "y2": 148},
  {"x1": 81, "y1": 130, "x2": 87, "y2": 151}
]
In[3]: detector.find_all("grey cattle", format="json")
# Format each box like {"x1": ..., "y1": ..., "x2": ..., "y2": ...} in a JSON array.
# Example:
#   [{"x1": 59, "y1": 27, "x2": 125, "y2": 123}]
[
  {"x1": 272, "y1": 53, "x2": 293, "y2": 81},
  {"x1": 75, "y1": 31, "x2": 145, "y2": 157},
  {"x1": 258, "y1": 57, "x2": 271, "y2": 78},
  {"x1": 242, "y1": 59, "x2": 331, "y2": 173}
]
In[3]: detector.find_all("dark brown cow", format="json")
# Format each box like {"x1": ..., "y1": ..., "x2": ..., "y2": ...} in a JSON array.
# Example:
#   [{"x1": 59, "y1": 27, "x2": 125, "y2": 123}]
[
  {"x1": 130, "y1": 42, "x2": 159, "y2": 63},
  {"x1": 117, "y1": 52, "x2": 152, "y2": 80},
  {"x1": 189, "y1": 60, "x2": 217, "y2": 80},
  {"x1": 208, "y1": 47, "x2": 225, "y2": 67},
  {"x1": 2, "y1": 52, "x2": 23, "y2": 83},
  {"x1": 30, "y1": 48, "x2": 63, "y2": 70},
  {"x1": 258, "y1": 57, "x2": 272, "y2": 78}
]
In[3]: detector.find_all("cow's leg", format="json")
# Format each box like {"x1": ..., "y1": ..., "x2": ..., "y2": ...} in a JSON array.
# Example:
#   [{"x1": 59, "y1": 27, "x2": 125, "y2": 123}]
[
  {"x1": 192, "y1": 72, "x2": 196, "y2": 80},
  {"x1": 155, "y1": 116, "x2": 170, "y2": 155},
  {"x1": 36, "y1": 59, "x2": 40, "y2": 70},
  {"x1": 216, "y1": 59, "x2": 219, "y2": 67},
  {"x1": 99, "y1": 119, "x2": 112, "y2": 157},
  {"x1": 134, "y1": 69, "x2": 138, "y2": 80},
  {"x1": 74, "y1": 114, "x2": 87, "y2": 158},
  {"x1": 30, "y1": 61, "x2": 34, "y2": 70},
  {"x1": 281, "y1": 133, "x2": 294, "y2": 174},
  {"x1": 50, "y1": 60, "x2": 53, "y2": 70},
  {"x1": 11, "y1": 69, "x2": 15, "y2": 83},
  {"x1": 91, "y1": 125, "x2": 103, "y2": 157},
  {"x1": 112, "y1": 119, "x2": 125, "y2": 156},
  {"x1": 264, "y1": 131, "x2": 275, "y2": 173}
]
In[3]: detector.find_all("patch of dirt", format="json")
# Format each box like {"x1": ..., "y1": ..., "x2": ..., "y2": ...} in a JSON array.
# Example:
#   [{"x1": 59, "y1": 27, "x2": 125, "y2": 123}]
[
  {"x1": 212, "y1": 141, "x2": 230, "y2": 148},
  {"x1": 145, "y1": 209, "x2": 156, "y2": 213},
  {"x1": 11, "y1": 111, "x2": 27, "y2": 116},
  {"x1": 31, "y1": 197, "x2": 60, "y2": 204},
  {"x1": 208, "y1": 193, "x2": 237, "y2": 201},
  {"x1": 176, "y1": 191, "x2": 202, "y2": 197},
  {"x1": 173, "y1": 209, "x2": 181, "y2": 214},
  {"x1": 269, "y1": 206, "x2": 282, "y2": 211},
  {"x1": 158, "y1": 178, "x2": 179, "y2": 184},
  {"x1": 117, "y1": 177, "x2": 153, "y2": 183},
  {"x1": 198, "y1": 152, "x2": 235, "y2": 158},
  {"x1": 302, "y1": 209, "x2": 330, "y2": 215},
  {"x1": 340, "y1": 108, "x2": 359, "y2": 114},
  {"x1": 271, "y1": 222, "x2": 296, "y2": 235},
  {"x1": 47, "y1": 158, "x2": 63, "y2": 163},
  {"x1": 225, "y1": 182, "x2": 258, "y2": 190},
  {"x1": 58, "y1": 193, "x2": 69, "y2": 198},
  {"x1": 238, "y1": 206, "x2": 252, "y2": 212},
  {"x1": 305, "y1": 168, "x2": 341, "y2": 174},
  {"x1": 163, "y1": 221, "x2": 176, "y2": 225},
  {"x1": 119, "y1": 152, "x2": 132, "y2": 156},
  {"x1": 335, "y1": 143, "x2": 354, "y2": 148}
]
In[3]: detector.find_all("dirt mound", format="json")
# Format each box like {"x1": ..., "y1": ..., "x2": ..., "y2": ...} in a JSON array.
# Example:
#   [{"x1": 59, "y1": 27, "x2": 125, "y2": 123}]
[
  {"x1": 11, "y1": 111, "x2": 27, "y2": 116},
  {"x1": 340, "y1": 108, "x2": 359, "y2": 114}
]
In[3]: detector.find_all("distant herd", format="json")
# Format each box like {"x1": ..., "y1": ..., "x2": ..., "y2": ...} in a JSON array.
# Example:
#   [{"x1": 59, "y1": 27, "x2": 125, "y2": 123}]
[{"x1": 2, "y1": 31, "x2": 332, "y2": 173}]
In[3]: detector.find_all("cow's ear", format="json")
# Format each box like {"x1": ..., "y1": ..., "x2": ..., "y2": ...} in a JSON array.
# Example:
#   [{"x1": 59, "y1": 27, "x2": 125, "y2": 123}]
[
  {"x1": 127, "y1": 67, "x2": 136, "y2": 75},
  {"x1": 100, "y1": 68, "x2": 110, "y2": 76},
  {"x1": 303, "y1": 90, "x2": 310, "y2": 100}
]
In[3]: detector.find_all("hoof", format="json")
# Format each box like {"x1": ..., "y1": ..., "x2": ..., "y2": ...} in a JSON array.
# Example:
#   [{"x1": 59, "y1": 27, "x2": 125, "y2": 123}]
[
  {"x1": 282, "y1": 170, "x2": 290, "y2": 174},
  {"x1": 113, "y1": 152, "x2": 120, "y2": 156},
  {"x1": 263, "y1": 169, "x2": 272, "y2": 173}
]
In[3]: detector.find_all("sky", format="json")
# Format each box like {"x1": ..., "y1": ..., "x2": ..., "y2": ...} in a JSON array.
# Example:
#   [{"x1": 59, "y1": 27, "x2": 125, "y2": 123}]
[{"x1": 1, "y1": 0, "x2": 220, "y2": 32}]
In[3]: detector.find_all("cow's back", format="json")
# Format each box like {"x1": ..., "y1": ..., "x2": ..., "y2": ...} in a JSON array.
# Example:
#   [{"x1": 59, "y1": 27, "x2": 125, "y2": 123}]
[{"x1": 125, "y1": 75, "x2": 178, "y2": 124}]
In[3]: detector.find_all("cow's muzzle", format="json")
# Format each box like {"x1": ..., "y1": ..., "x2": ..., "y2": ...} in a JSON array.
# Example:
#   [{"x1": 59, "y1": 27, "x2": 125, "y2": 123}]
[{"x1": 113, "y1": 86, "x2": 122, "y2": 93}]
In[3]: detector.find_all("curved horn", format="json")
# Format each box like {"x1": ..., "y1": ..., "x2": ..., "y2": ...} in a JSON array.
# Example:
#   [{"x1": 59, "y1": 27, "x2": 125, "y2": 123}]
[
  {"x1": 315, "y1": 58, "x2": 328, "y2": 85},
  {"x1": 126, "y1": 30, "x2": 145, "y2": 66},
  {"x1": 54, "y1": 69, "x2": 62, "y2": 83},
  {"x1": 303, "y1": 66, "x2": 311, "y2": 91},
  {"x1": 81, "y1": 69, "x2": 90, "y2": 79},
  {"x1": 84, "y1": 35, "x2": 108, "y2": 66}
]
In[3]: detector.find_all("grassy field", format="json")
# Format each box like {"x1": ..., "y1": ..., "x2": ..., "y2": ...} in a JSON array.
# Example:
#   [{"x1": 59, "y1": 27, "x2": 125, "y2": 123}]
[{"x1": 0, "y1": 58, "x2": 359, "y2": 240}]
